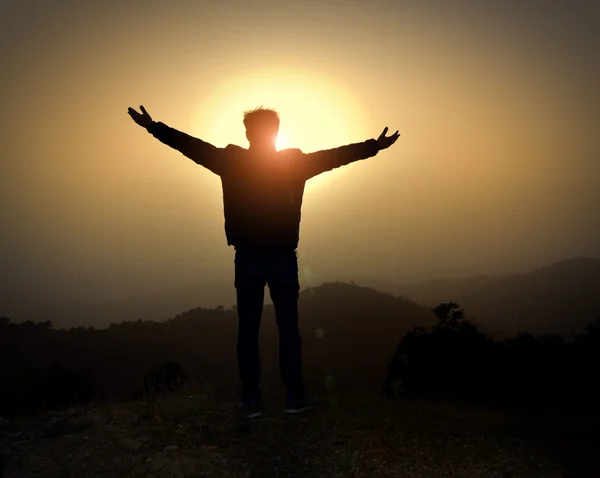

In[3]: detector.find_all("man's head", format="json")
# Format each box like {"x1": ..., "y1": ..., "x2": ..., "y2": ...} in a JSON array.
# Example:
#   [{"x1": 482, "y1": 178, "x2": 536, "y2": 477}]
[{"x1": 243, "y1": 106, "x2": 280, "y2": 151}]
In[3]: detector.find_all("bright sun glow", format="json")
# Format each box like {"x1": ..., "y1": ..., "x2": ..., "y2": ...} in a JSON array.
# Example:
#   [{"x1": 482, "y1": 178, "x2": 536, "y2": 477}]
[
  {"x1": 192, "y1": 67, "x2": 369, "y2": 191},
  {"x1": 275, "y1": 134, "x2": 287, "y2": 151}
]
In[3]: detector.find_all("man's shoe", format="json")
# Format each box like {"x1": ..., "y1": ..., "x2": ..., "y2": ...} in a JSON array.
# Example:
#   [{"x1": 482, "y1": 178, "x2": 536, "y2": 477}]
[
  {"x1": 284, "y1": 391, "x2": 318, "y2": 414},
  {"x1": 240, "y1": 398, "x2": 264, "y2": 419}
]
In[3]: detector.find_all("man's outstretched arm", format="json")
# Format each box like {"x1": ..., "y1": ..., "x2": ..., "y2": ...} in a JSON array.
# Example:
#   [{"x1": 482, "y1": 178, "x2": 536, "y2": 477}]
[
  {"x1": 298, "y1": 127, "x2": 400, "y2": 180},
  {"x1": 128, "y1": 105, "x2": 225, "y2": 176}
]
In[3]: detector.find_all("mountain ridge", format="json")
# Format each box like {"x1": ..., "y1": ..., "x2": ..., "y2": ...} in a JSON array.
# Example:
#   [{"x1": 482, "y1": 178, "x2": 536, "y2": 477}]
[
  {"x1": 354, "y1": 256, "x2": 600, "y2": 337},
  {"x1": 7, "y1": 257, "x2": 599, "y2": 336}
]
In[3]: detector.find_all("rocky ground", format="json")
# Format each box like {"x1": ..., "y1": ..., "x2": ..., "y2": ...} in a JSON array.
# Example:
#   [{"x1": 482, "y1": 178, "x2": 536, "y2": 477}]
[{"x1": 1, "y1": 384, "x2": 599, "y2": 477}]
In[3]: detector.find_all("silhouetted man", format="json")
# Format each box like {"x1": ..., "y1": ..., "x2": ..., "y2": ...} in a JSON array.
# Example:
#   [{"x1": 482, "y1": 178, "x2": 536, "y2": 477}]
[{"x1": 128, "y1": 105, "x2": 400, "y2": 418}]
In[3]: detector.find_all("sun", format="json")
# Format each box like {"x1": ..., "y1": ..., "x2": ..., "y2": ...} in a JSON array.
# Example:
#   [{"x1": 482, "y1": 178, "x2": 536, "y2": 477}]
[
  {"x1": 275, "y1": 133, "x2": 287, "y2": 151},
  {"x1": 195, "y1": 68, "x2": 367, "y2": 152},
  {"x1": 192, "y1": 67, "x2": 370, "y2": 190}
]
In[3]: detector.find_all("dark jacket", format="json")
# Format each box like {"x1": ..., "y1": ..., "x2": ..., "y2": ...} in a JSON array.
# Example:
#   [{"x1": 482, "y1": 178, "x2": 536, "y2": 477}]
[{"x1": 148, "y1": 121, "x2": 380, "y2": 251}]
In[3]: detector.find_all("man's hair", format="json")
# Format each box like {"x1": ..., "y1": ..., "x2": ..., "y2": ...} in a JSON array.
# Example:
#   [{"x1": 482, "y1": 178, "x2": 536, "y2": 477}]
[{"x1": 243, "y1": 106, "x2": 280, "y2": 133}]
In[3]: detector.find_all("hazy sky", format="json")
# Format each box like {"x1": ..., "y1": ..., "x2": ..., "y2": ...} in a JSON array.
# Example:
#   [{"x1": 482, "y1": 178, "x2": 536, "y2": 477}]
[{"x1": 1, "y1": 0, "x2": 598, "y2": 314}]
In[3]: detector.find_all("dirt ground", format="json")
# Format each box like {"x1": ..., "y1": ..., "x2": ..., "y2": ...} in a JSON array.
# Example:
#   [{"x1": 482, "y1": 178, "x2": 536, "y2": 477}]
[{"x1": 2, "y1": 383, "x2": 599, "y2": 478}]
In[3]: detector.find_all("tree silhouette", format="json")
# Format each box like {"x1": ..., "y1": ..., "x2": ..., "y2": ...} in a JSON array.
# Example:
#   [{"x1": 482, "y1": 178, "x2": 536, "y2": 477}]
[
  {"x1": 431, "y1": 302, "x2": 464, "y2": 329},
  {"x1": 3, "y1": 292, "x2": 600, "y2": 415}
]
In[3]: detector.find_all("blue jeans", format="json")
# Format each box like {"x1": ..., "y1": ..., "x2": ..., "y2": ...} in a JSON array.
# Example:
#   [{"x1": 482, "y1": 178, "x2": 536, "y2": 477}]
[{"x1": 234, "y1": 249, "x2": 305, "y2": 401}]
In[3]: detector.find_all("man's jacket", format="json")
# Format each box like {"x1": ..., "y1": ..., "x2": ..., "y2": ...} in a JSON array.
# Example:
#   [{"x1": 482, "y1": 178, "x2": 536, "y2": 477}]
[{"x1": 148, "y1": 121, "x2": 380, "y2": 252}]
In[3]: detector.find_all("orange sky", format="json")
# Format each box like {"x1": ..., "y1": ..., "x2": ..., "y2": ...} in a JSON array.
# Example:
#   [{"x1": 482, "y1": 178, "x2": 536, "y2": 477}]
[{"x1": 0, "y1": 0, "x2": 598, "y2": 314}]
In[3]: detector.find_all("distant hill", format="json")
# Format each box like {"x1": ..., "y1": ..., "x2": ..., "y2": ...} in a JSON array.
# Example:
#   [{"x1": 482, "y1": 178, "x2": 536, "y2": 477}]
[
  {"x1": 11, "y1": 257, "x2": 599, "y2": 338},
  {"x1": 355, "y1": 257, "x2": 600, "y2": 338},
  {"x1": 13, "y1": 280, "x2": 238, "y2": 330},
  {"x1": 0, "y1": 282, "x2": 437, "y2": 406},
  {"x1": 169, "y1": 281, "x2": 437, "y2": 390}
]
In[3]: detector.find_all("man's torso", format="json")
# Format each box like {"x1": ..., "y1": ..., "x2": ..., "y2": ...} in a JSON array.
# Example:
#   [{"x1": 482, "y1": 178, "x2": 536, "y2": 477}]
[{"x1": 220, "y1": 147, "x2": 307, "y2": 251}]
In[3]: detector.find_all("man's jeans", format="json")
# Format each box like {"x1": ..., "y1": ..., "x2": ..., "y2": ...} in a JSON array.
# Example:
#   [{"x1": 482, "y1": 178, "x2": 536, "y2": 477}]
[{"x1": 234, "y1": 248, "x2": 305, "y2": 401}]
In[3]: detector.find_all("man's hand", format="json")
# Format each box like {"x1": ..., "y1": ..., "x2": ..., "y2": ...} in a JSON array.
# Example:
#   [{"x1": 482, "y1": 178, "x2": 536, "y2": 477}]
[
  {"x1": 376, "y1": 127, "x2": 400, "y2": 151},
  {"x1": 128, "y1": 105, "x2": 153, "y2": 129}
]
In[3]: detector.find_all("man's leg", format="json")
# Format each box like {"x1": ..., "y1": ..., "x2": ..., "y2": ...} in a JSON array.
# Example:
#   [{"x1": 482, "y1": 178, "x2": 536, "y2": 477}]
[
  {"x1": 234, "y1": 250, "x2": 267, "y2": 403},
  {"x1": 267, "y1": 251, "x2": 305, "y2": 396}
]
